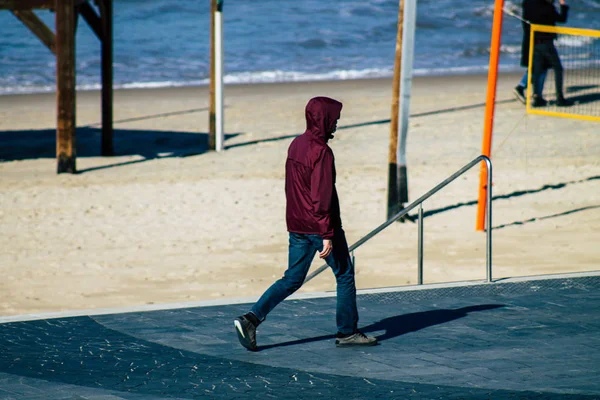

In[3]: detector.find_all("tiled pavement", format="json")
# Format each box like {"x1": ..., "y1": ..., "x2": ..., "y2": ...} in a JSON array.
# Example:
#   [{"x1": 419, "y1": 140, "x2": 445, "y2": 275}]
[{"x1": 0, "y1": 273, "x2": 599, "y2": 399}]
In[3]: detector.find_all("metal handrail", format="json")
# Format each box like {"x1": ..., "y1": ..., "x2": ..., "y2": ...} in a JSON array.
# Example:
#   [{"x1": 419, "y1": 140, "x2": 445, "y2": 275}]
[{"x1": 303, "y1": 155, "x2": 493, "y2": 284}]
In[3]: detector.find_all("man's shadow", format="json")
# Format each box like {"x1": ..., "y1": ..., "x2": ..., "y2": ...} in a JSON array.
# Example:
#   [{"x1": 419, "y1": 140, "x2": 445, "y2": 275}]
[{"x1": 257, "y1": 304, "x2": 504, "y2": 351}]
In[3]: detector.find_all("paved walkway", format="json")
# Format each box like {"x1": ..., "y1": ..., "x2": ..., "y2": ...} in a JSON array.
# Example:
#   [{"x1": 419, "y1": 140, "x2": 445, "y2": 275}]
[{"x1": 1, "y1": 273, "x2": 599, "y2": 399}]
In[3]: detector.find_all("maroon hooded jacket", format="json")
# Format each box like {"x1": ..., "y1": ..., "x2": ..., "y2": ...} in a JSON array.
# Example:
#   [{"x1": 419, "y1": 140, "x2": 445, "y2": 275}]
[{"x1": 285, "y1": 97, "x2": 343, "y2": 240}]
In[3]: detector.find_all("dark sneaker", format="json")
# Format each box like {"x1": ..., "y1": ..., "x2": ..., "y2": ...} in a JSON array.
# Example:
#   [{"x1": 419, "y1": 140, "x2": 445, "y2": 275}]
[
  {"x1": 556, "y1": 97, "x2": 574, "y2": 107},
  {"x1": 234, "y1": 314, "x2": 258, "y2": 351},
  {"x1": 513, "y1": 86, "x2": 526, "y2": 104},
  {"x1": 335, "y1": 331, "x2": 378, "y2": 347},
  {"x1": 532, "y1": 95, "x2": 548, "y2": 108}
]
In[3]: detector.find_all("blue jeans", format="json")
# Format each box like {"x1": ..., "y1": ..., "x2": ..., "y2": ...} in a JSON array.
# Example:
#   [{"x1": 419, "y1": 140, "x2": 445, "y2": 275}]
[
  {"x1": 519, "y1": 69, "x2": 547, "y2": 91},
  {"x1": 251, "y1": 229, "x2": 359, "y2": 335}
]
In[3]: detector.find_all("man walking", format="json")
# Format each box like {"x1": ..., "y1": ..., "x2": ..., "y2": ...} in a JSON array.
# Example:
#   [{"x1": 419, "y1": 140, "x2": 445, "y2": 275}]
[
  {"x1": 234, "y1": 97, "x2": 377, "y2": 351},
  {"x1": 513, "y1": 0, "x2": 547, "y2": 104},
  {"x1": 526, "y1": 0, "x2": 573, "y2": 107}
]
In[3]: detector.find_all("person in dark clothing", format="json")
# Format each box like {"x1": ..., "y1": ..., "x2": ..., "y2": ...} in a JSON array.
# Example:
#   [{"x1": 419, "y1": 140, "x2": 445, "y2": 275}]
[
  {"x1": 513, "y1": 0, "x2": 547, "y2": 104},
  {"x1": 234, "y1": 97, "x2": 377, "y2": 351},
  {"x1": 519, "y1": 0, "x2": 573, "y2": 107}
]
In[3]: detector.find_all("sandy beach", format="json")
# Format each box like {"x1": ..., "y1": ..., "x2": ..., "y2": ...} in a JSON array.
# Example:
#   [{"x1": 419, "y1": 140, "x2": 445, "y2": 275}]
[{"x1": 1, "y1": 72, "x2": 599, "y2": 317}]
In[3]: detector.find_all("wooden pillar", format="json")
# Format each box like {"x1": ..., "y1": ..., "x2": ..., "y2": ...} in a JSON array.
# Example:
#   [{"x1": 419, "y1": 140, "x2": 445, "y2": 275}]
[
  {"x1": 208, "y1": 0, "x2": 216, "y2": 150},
  {"x1": 56, "y1": 0, "x2": 77, "y2": 173},
  {"x1": 100, "y1": 0, "x2": 113, "y2": 156},
  {"x1": 387, "y1": 0, "x2": 404, "y2": 219}
]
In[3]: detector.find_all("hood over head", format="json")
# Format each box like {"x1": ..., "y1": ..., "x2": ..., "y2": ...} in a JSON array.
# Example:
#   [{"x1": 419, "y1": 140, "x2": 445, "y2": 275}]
[{"x1": 305, "y1": 96, "x2": 343, "y2": 143}]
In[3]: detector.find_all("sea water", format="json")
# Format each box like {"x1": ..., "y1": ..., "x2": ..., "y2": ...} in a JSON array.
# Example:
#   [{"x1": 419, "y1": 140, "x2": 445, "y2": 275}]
[{"x1": 0, "y1": 0, "x2": 599, "y2": 95}]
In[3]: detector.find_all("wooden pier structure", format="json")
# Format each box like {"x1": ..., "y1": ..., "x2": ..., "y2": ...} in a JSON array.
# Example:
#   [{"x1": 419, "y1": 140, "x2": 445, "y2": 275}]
[{"x1": 1, "y1": 0, "x2": 113, "y2": 173}]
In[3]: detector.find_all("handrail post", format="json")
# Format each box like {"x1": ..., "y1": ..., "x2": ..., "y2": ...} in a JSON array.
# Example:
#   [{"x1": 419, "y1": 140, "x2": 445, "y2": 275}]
[
  {"x1": 351, "y1": 250, "x2": 355, "y2": 268},
  {"x1": 417, "y1": 203, "x2": 424, "y2": 285},
  {"x1": 486, "y1": 157, "x2": 493, "y2": 282}
]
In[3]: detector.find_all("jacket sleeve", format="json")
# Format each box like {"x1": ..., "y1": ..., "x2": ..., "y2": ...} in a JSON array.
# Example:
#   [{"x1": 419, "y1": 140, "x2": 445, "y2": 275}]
[
  {"x1": 522, "y1": 0, "x2": 532, "y2": 23},
  {"x1": 310, "y1": 148, "x2": 335, "y2": 240},
  {"x1": 556, "y1": 4, "x2": 569, "y2": 23}
]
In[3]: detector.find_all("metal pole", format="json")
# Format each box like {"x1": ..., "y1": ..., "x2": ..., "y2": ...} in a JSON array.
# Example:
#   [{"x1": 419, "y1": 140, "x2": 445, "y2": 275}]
[
  {"x1": 398, "y1": 0, "x2": 416, "y2": 206},
  {"x1": 486, "y1": 157, "x2": 493, "y2": 282},
  {"x1": 208, "y1": 0, "x2": 216, "y2": 150},
  {"x1": 417, "y1": 203, "x2": 424, "y2": 284},
  {"x1": 476, "y1": 0, "x2": 504, "y2": 231},
  {"x1": 351, "y1": 250, "x2": 355, "y2": 269},
  {"x1": 215, "y1": 0, "x2": 224, "y2": 152}
]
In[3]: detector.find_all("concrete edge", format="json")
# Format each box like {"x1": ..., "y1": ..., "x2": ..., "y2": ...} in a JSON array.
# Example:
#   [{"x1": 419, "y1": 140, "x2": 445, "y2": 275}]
[{"x1": 1, "y1": 270, "x2": 598, "y2": 324}]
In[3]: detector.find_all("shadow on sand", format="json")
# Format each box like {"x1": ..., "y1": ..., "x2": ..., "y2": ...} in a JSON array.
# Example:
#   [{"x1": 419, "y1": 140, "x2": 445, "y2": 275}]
[
  {"x1": 566, "y1": 84, "x2": 599, "y2": 94},
  {"x1": 1, "y1": 98, "x2": 516, "y2": 169},
  {"x1": 545, "y1": 85, "x2": 600, "y2": 106},
  {"x1": 568, "y1": 92, "x2": 600, "y2": 106},
  {"x1": 84, "y1": 107, "x2": 210, "y2": 128},
  {"x1": 397, "y1": 175, "x2": 600, "y2": 228},
  {"x1": 227, "y1": 99, "x2": 517, "y2": 149},
  {"x1": 492, "y1": 205, "x2": 600, "y2": 230},
  {"x1": 257, "y1": 304, "x2": 504, "y2": 351},
  {"x1": 0, "y1": 127, "x2": 240, "y2": 173}
]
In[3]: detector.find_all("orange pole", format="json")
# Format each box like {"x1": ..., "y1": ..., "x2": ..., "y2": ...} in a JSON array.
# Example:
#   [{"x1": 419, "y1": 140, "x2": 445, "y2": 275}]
[{"x1": 476, "y1": 0, "x2": 504, "y2": 231}]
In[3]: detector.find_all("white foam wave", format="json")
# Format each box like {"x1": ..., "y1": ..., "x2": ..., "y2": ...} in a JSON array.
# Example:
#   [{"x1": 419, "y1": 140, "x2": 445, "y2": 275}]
[
  {"x1": 475, "y1": 0, "x2": 520, "y2": 18},
  {"x1": 0, "y1": 84, "x2": 55, "y2": 95},
  {"x1": 0, "y1": 69, "x2": 392, "y2": 95},
  {"x1": 577, "y1": 0, "x2": 600, "y2": 9},
  {"x1": 338, "y1": 2, "x2": 385, "y2": 18},
  {"x1": 222, "y1": 68, "x2": 393, "y2": 84},
  {"x1": 2, "y1": 61, "x2": 598, "y2": 96},
  {"x1": 414, "y1": 64, "x2": 522, "y2": 76},
  {"x1": 500, "y1": 44, "x2": 521, "y2": 54},
  {"x1": 556, "y1": 34, "x2": 598, "y2": 48},
  {"x1": 0, "y1": 80, "x2": 207, "y2": 96}
]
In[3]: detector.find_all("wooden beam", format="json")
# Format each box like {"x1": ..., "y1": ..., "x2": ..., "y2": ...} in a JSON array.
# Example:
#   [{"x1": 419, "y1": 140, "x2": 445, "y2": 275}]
[
  {"x1": 99, "y1": 0, "x2": 113, "y2": 155},
  {"x1": 11, "y1": 10, "x2": 56, "y2": 54},
  {"x1": 78, "y1": 1, "x2": 102, "y2": 40},
  {"x1": 0, "y1": 0, "x2": 87, "y2": 9},
  {"x1": 387, "y1": 0, "x2": 404, "y2": 219},
  {"x1": 0, "y1": 0, "x2": 54, "y2": 9},
  {"x1": 55, "y1": 0, "x2": 76, "y2": 173}
]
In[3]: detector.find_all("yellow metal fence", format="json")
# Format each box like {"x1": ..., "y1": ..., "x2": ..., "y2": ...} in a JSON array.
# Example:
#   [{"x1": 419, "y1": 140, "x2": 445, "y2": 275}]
[{"x1": 526, "y1": 24, "x2": 600, "y2": 122}]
